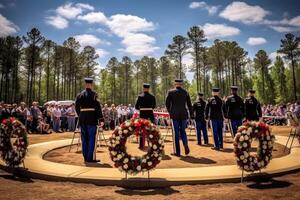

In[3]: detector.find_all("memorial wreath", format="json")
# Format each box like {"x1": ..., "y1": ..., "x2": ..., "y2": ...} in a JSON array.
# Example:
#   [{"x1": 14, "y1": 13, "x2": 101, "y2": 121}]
[
  {"x1": 0, "y1": 117, "x2": 28, "y2": 167},
  {"x1": 234, "y1": 121, "x2": 275, "y2": 172},
  {"x1": 109, "y1": 118, "x2": 164, "y2": 175}
]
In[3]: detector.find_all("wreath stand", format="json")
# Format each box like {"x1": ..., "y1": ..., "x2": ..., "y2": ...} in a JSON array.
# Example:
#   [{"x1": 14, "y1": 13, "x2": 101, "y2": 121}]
[{"x1": 124, "y1": 170, "x2": 151, "y2": 187}]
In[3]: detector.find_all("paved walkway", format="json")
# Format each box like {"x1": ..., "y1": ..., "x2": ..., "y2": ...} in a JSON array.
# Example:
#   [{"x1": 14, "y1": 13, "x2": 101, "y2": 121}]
[{"x1": 1, "y1": 135, "x2": 299, "y2": 187}]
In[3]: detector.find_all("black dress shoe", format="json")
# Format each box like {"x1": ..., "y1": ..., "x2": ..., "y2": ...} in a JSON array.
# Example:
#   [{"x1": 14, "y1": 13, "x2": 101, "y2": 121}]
[
  {"x1": 211, "y1": 147, "x2": 220, "y2": 151},
  {"x1": 172, "y1": 153, "x2": 181, "y2": 157},
  {"x1": 86, "y1": 160, "x2": 100, "y2": 163},
  {"x1": 184, "y1": 146, "x2": 190, "y2": 155}
]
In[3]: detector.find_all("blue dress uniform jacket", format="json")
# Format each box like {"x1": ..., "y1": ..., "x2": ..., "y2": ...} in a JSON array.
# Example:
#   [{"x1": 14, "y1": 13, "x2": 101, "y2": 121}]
[
  {"x1": 166, "y1": 87, "x2": 193, "y2": 120},
  {"x1": 224, "y1": 94, "x2": 245, "y2": 120},
  {"x1": 75, "y1": 89, "x2": 104, "y2": 125},
  {"x1": 205, "y1": 96, "x2": 226, "y2": 120},
  {"x1": 193, "y1": 99, "x2": 206, "y2": 121},
  {"x1": 205, "y1": 95, "x2": 226, "y2": 149},
  {"x1": 135, "y1": 91, "x2": 156, "y2": 122},
  {"x1": 193, "y1": 99, "x2": 208, "y2": 145},
  {"x1": 244, "y1": 96, "x2": 262, "y2": 121}
]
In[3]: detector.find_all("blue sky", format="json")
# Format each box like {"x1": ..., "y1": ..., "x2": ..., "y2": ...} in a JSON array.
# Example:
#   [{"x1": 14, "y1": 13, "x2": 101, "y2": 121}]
[{"x1": 0, "y1": 0, "x2": 300, "y2": 81}]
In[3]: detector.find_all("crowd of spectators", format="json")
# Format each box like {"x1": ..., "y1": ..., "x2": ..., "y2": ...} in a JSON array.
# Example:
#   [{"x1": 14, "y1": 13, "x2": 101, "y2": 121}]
[{"x1": 0, "y1": 101, "x2": 299, "y2": 134}]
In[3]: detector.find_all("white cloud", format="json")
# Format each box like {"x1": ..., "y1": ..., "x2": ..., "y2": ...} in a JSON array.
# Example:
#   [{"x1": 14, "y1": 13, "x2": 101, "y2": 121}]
[
  {"x1": 269, "y1": 25, "x2": 300, "y2": 33},
  {"x1": 45, "y1": 15, "x2": 68, "y2": 29},
  {"x1": 96, "y1": 28, "x2": 112, "y2": 36},
  {"x1": 107, "y1": 14, "x2": 155, "y2": 37},
  {"x1": 78, "y1": 12, "x2": 108, "y2": 24},
  {"x1": 247, "y1": 37, "x2": 267, "y2": 46},
  {"x1": 56, "y1": 2, "x2": 94, "y2": 19},
  {"x1": 96, "y1": 48, "x2": 109, "y2": 58},
  {"x1": 219, "y1": 1, "x2": 269, "y2": 24},
  {"x1": 74, "y1": 34, "x2": 102, "y2": 47},
  {"x1": 189, "y1": 1, "x2": 219, "y2": 15},
  {"x1": 76, "y1": 3, "x2": 94, "y2": 11},
  {"x1": 46, "y1": 2, "x2": 94, "y2": 29},
  {"x1": 0, "y1": 14, "x2": 19, "y2": 37},
  {"x1": 119, "y1": 33, "x2": 159, "y2": 56},
  {"x1": 201, "y1": 23, "x2": 240, "y2": 39}
]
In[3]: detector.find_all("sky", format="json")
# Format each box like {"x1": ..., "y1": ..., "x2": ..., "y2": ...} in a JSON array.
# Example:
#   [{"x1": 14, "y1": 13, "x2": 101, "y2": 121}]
[{"x1": 0, "y1": 0, "x2": 300, "y2": 81}]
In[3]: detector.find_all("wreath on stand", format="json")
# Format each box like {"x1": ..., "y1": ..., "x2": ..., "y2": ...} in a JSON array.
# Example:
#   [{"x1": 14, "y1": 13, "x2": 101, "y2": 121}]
[
  {"x1": 0, "y1": 117, "x2": 28, "y2": 167},
  {"x1": 233, "y1": 121, "x2": 275, "y2": 172},
  {"x1": 108, "y1": 118, "x2": 164, "y2": 175}
]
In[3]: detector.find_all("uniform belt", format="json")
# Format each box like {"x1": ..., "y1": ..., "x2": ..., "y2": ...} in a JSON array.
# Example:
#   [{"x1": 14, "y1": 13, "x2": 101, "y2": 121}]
[
  {"x1": 80, "y1": 108, "x2": 95, "y2": 112},
  {"x1": 140, "y1": 108, "x2": 153, "y2": 111}
]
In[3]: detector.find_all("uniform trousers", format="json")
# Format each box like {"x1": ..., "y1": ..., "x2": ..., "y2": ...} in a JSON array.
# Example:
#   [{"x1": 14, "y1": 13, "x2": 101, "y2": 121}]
[
  {"x1": 211, "y1": 120, "x2": 224, "y2": 149},
  {"x1": 195, "y1": 120, "x2": 208, "y2": 144},
  {"x1": 172, "y1": 119, "x2": 188, "y2": 156},
  {"x1": 230, "y1": 119, "x2": 243, "y2": 136},
  {"x1": 80, "y1": 125, "x2": 97, "y2": 162}
]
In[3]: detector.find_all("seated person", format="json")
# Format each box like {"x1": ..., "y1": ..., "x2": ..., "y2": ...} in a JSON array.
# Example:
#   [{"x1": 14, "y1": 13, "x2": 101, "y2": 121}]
[{"x1": 37, "y1": 117, "x2": 52, "y2": 134}]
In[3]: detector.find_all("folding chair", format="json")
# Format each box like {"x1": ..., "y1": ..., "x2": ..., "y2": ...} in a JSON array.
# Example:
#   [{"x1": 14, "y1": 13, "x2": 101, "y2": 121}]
[
  {"x1": 284, "y1": 112, "x2": 300, "y2": 152},
  {"x1": 69, "y1": 120, "x2": 81, "y2": 152}
]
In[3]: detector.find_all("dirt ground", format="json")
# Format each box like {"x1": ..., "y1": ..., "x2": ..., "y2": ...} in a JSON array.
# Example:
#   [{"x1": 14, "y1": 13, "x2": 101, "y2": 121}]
[{"x1": 0, "y1": 126, "x2": 299, "y2": 200}]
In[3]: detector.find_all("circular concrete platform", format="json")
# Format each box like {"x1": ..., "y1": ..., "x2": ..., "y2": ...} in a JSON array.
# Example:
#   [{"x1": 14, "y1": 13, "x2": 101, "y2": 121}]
[{"x1": 1, "y1": 135, "x2": 299, "y2": 187}]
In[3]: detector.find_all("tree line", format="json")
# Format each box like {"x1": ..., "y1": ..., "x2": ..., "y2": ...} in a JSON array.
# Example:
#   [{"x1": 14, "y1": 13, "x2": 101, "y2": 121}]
[{"x1": 0, "y1": 27, "x2": 299, "y2": 106}]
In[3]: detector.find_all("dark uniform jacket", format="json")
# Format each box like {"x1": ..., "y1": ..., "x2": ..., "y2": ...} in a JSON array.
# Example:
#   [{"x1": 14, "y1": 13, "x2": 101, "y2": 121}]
[
  {"x1": 166, "y1": 87, "x2": 193, "y2": 120},
  {"x1": 244, "y1": 96, "x2": 262, "y2": 121},
  {"x1": 225, "y1": 94, "x2": 245, "y2": 120},
  {"x1": 205, "y1": 95, "x2": 226, "y2": 120},
  {"x1": 193, "y1": 99, "x2": 206, "y2": 121},
  {"x1": 135, "y1": 92, "x2": 156, "y2": 121},
  {"x1": 75, "y1": 89, "x2": 104, "y2": 126}
]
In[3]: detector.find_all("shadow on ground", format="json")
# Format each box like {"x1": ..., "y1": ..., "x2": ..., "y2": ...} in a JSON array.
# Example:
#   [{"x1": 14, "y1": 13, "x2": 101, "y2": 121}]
[
  {"x1": 115, "y1": 187, "x2": 180, "y2": 196},
  {"x1": 180, "y1": 156, "x2": 216, "y2": 164},
  {"x1": 247, "y1": 176, "x2": 292, "y2": 189}
]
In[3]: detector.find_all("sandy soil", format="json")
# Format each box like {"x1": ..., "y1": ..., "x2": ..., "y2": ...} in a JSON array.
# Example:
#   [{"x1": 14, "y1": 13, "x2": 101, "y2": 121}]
[
  {"x1": 0, "y1": 126, "x2": 299, "y2": 200},
  {"x1": 44, "y1": 135, "x2": 288, "y2": 168}
]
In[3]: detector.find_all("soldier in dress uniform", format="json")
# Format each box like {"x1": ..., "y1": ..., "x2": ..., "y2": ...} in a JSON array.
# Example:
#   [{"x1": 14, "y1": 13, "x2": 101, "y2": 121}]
[
  {"x1": 135, "y1": 83, "x2": 156, "y2": 149},
  {"x1": 224, "y1": 86, "x2": 245, "y2": 137},
  {"x1": 205, "y1": 88, "x2": 226, "y2": 150},
  {"x1": 166, "y1": 79, "x2": 193, "y2": 156},
  {"x1": 193, "y1": 92, "x2": 208, "y2": 145},
  {"x1": 244, "y1": 89, "x2": 262, "y2": 121},
  {"x1": 75, "y1": 78, "x2": 104, "y2": 163}
]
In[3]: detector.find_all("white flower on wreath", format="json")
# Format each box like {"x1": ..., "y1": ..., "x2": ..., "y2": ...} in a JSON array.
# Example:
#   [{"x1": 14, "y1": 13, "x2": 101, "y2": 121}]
[
  {"x1": 262, "y1": 145, "x2": 267, "y2": 150},
  {"x1": 123, "y1": 164, "x2": 128, "y2": 169},
  {"x1": 117, "y1": 154, "x2": 123, "y2": 160},
  {"x1": 243, "y1": 159, "x2": 247, "y2": 163},
  {"x1": 136, "y1": 166, "x2": 141, "y2": 171},
  {"x1": 243, "y1": 142, "x2": 248, "y2": 148},
  {"x1": 266, "y1": 136, "x2": 271, "y2": 141},
  {"x1": 129, "y1": 127, "x2": 133, "y2": 131},
  {"x1": 244, "y1": 135, "x2": 249, "y2": 141},
  {"x1": 244, "y1": 152, "x2": 249, "y2": 158},
  {"x1": 158, "y1": 156, "x2": 162, "y2": 161},
  {"x1": 240, "y1": 155, "x2": 245, "y2": 160},
  {"x1": 118, "y1": 130, "x2": 122, "y2": 134},
  {"x1": 142, "y1": 159, "x2": 147, "y2": 163},
  {"x1": 254, "y1": 129, "x2": 259, "y2": 133},
  {"x1": 154, "y1": 153, "x2": 158, "y2": 157},
  {"x1": 123, "y1": 129, "x2": 128, "y2": 134},
  {"x1": 123, "y1": 158, "x2": 129, "y2": 163},
  {"x1": 239, "y1": 136, "x2": 244, "y2": 142},
  {"x1": 142, "y1": 168, "x2": 147, "y2": 172},
  {"x1": 149, "y1": 134, "x2": 153, "y2": 139},
  {"x1": 152, "y1": 145, "x2": 157, "y2": 150},
  {"x1": 158, "y1": 139, "x2": 162, "y2": 144},
  {"x1": 116, "y1": 136, "x2": 121, "y2": 141},
  {"x1": 125, "y1": 122, "x2": 130, "y2": 127},
  {"x1": 147, "y1": 161, "x2": 152, "y2": 166}
]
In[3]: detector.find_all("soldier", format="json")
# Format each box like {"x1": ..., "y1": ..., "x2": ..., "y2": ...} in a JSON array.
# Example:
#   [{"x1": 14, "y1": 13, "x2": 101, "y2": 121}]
[
  {"x1": 225, "y1": 86, "x2": 245, "y2": 137},
  {"x1": 205, "y1": 88, "x2": 226, "y2": 150},
  {"x1": 193, "y1": 92, "x2": 208, "y2": 145},
  {"x1": 75, "y1": 78, "x2": 104, "y2": 163},
  {"x1": 166, "y1": 79, "x2": 193, "y2": 157},
  {"x1": 135, "y1": 83, "x2": 156, "y2": 149},
  {"x1": 244, "y1": 89, "x2": 262, "y2": 121}
]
